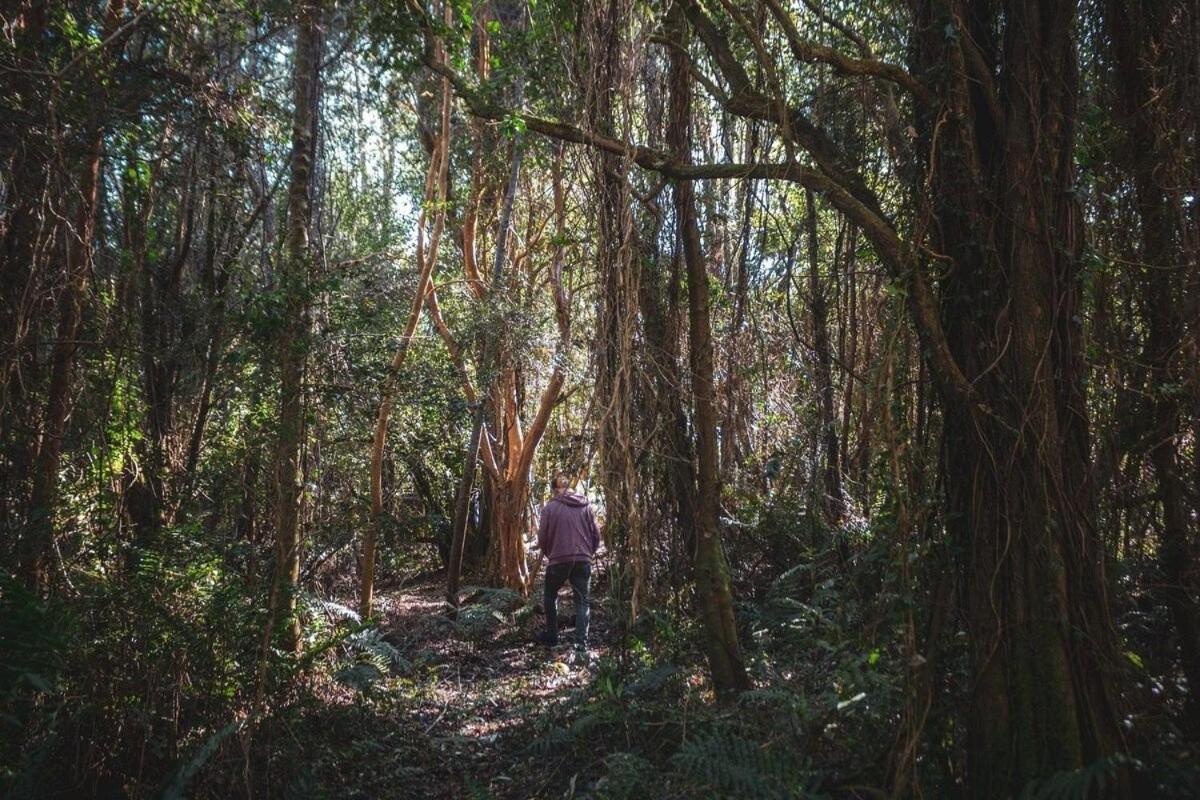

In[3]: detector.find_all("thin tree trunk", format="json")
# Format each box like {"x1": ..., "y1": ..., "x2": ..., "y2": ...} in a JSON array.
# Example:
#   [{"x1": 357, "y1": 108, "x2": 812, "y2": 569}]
[
  {"x1": 363, "y1": 48, "x2": 451, "y2": 619},
  {"x1": 446, "y1": 81, "x2": 525, "y2": 609},
  {"x1": 181, "y1": 150, "x2": 280, "y2": 492},
  {"x1": 839, "y1": 227, "x2": 859, "y2": 484},
  {"x1": 667, "y1": 5, "x2": 750, "y2": 700},
  {"x1": 721, "y1": 123, "x2": 757, "y2": 476},
  {"x1": 20, "y1": 0, "x2": 127, "y2": 590},
  {"x1": 265, "y1": 0, "x2": 321, "y2": 654},
  {"x1": 806, "y1": 188, "x2": 844, "y2": 525},
  {"x1": 126, "y1": 142, "x2": 171, "y2": 548}
]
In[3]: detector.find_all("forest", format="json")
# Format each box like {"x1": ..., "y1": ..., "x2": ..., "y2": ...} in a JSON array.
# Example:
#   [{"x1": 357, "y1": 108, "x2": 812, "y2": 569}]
[{"x1": 1, "y1": 0, "x2": 1197, "y2": 797}]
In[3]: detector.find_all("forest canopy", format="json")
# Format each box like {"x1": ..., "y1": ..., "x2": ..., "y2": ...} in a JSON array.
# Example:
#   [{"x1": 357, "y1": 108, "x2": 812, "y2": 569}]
[{"x1": 1, "y1": 0, "x2": 1197, "y2": 798}]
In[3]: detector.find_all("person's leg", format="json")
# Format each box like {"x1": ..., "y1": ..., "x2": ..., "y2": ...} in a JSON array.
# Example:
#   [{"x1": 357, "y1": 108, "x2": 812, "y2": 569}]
[
  {"x1": 568, "y1": 561, "x2": 592, "y2": 648},
  {"x1": 542, "y1": 562, "x2": 569, "y2": 644}
]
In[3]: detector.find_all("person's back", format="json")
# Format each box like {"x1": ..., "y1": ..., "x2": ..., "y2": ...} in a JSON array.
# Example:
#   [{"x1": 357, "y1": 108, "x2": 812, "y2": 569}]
[
  {"x1": 538, "y1": 490, "x2": 601, "y2": 566},
  {"x1": 536, "y1": 474, "x2": 600, "y2": 650}
]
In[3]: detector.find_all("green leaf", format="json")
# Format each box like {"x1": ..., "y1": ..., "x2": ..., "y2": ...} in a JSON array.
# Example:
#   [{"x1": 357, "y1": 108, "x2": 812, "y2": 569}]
[
  {"x1": 161, "y1": 719, "x2": 243, "y2": 800},
  {"x1": 501, "y1": 114, "x2": 527, "y2": 138}
]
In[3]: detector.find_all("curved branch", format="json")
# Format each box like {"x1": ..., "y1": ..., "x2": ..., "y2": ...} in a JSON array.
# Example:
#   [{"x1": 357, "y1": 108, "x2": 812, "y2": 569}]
[
  {"x1": 411, "y1": 0, "x2": 996, "y2": 432},
  {"x1": 953, "y1": 13, "x2": 1003, "y2": 131},
  {"x1": 762, "y1": 0, "x2": 935, "y2": 106},
  {"x1": 424, "y1": 284, "x2": 500, "y2": 480},
  {"x1": 675, "y1": 0, "x2": 885, "y2": 218},
  {"x1": 798, "y1": 0, "x2": 872, "y2": 55}
]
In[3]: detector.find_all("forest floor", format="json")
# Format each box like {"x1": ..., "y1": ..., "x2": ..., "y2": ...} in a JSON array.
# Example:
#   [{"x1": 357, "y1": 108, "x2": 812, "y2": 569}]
[{"x1": 284, "y1": 575, "x2": 617, "y2": 799}]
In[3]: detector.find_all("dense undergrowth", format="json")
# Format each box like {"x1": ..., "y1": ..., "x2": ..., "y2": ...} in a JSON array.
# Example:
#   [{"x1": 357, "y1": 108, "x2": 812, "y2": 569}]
[{"x1": 4, "y1": 506, "x2": 1198, "y2": 799}]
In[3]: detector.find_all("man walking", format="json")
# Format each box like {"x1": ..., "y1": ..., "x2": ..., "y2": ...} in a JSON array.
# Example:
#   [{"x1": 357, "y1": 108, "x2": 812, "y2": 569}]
[{"x1": 535, "y1": 473, "x2": 601, "y2": 651}]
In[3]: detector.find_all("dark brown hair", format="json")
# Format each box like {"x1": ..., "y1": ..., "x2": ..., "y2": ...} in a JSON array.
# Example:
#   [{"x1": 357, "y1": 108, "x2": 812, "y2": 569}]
[{"x1": 550, "y1": 472, "x2": 570, "y2": 490}]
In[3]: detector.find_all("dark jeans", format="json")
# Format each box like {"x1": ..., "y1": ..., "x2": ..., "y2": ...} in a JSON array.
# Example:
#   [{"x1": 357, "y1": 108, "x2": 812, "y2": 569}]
[{"x1": 544, "y1": 560, "x2": 591, "y2": 646}]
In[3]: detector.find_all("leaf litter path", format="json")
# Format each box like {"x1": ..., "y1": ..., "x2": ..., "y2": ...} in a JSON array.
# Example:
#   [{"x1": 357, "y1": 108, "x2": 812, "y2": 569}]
[{"x1": 328, "y1": 578, "x2": 608, "y2": 799}]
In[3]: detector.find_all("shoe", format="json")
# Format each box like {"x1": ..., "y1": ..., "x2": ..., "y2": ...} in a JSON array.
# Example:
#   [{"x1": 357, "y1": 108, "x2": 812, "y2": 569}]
[{"x1": 534, "y1": 631, "x2": 558, "y2": 647}]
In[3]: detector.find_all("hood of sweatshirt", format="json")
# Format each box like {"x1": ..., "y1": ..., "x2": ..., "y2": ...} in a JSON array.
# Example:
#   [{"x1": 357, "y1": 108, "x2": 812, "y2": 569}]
[{"x1": 552, "y1": 490, "x2": 590, "y2": 507}]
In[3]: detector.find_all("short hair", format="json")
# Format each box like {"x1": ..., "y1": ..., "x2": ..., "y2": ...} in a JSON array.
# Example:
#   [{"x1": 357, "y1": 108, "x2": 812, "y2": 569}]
[{"x1": 550, "y1": 472, "x2": 570, "y2": 490}]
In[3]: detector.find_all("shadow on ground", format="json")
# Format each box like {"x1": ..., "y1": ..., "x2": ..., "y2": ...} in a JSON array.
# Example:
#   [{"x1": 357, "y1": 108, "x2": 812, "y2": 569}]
[{"x1": 272, "y1": 577, "x2": 614, "y2": 799}]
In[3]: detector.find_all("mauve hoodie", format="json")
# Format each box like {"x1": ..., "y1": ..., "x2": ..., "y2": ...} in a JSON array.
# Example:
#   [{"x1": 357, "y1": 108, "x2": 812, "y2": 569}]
[{"x1": 537, "y1": 491, "x2": 602, "y2": 566}]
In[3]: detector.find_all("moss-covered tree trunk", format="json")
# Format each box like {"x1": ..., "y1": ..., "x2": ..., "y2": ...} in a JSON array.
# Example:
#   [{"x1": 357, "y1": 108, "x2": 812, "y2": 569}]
[
  {"x1": 267, "y1": 0, "x2": 321, "y2": 653},
  {"x1": 667, "y1": 6, "x2": 751, "y2": 700},
  {"x1": 916, "y1": 1, "x2": 1128, "y2": 792}
]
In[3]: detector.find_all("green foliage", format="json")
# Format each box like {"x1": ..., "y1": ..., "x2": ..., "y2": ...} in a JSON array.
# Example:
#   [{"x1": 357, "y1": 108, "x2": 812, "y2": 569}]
[
  {"x1": 1018, "y1": 754, "x2": 1137, "y2": 800},
  {"x1": 670, "y1": 731, "x2": 822, "y2": 799},
  {"x1": 333, "y1": 628, "x2": 411, "y2": 693},
  {"x1": 1, "y1": 523, "x2": 281, "y2": 796},
  {"x1": 159, "y1": 719, "x2": 243, "y2": 800},
  {"x1": 3, "y1": 0, "x2": 1198, "y2": 796},
  {"x1": 453, "y1": 586, "x2": 527, "y2": 641},
  {"x1": 595, "y1": 752, "x2": 656, "y2": 800},
  {"x1": 0, "y1": 579, "x2": 69, "y2": 785}
]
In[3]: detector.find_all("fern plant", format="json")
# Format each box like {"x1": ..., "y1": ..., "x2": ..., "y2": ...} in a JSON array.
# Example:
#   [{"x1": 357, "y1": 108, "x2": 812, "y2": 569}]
[
  {"x1": 333, "y1": 627, "x2": 409, "y2": 692},
  {"x1": 595, "y1": 752, "x2": 658, "y2": 800},
  {"x1": 1018, "y1": 754, "x2": 1138, "y2": 800},
  {"x1": 668, "y1": 730, "x2": 824, "y2": 799}
]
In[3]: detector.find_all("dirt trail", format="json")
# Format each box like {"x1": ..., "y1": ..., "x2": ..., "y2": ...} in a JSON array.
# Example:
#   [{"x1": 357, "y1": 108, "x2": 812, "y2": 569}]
[{"x1": 344, "y1": 579, "x2": 609, "y2": 799}]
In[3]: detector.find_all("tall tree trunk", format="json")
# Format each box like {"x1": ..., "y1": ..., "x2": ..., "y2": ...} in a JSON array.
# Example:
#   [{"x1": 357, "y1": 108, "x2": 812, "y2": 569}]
[
  {"x1": 446, "y1": 84, "x2": 525, "y2": 609},
  {"x1": 588, "y1": 0, "x2": 646, "y2": 621},
  {"x1": 806, "y1": 189, "x2": 844, "y2": 525},
  {"x1": 1108, "y1": 0, "x2": 1200, "y2": 736},
  {"x1": 636, "y1": 55, "x2": 697, "y2": 569},
  {"x1": 266, "y1": 0, "x2": 321, "y2": 653},
  {"x1": 639, "y1": 211, "x2": 698, "y2": 570},
  {"x1": 720, "y1": 124, "x2": 757, "y2": 477},
  {"x1": 915, "y1": 1, "x2": 1128, "y2": 792},
  {"x1": 667, "y1": 6, "x2": 751, "y2": 700},
  {"x1": 839, "y1": 227, "x2": 859, "y2": 486},
  {"x1": 20, "y1": 0, "x2": 127, "y2": 590}
]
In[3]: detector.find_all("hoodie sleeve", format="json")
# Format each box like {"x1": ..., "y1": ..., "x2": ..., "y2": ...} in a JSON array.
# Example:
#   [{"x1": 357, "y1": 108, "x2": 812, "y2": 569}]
[
  {"x1": 587, "y1": 506, "x2": 601, "y2": 555},
  {"x1": 537, "y1": 503, "x2": 552, "y2": 557}
]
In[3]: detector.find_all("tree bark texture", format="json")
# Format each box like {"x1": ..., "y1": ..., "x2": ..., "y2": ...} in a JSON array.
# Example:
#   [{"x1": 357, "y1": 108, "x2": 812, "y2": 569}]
[
  {"x1": 914, "y1": 1, "x2": 1128, "y2": 792},
  {"x1": 20, "y1": 0, "x2": 128, "y2": 591},
  {"x1": 587, "y1": 0, "x2": 647, "y2": 621},
  {"x1": 1107, "y1": 0, "x2": 1200, "y2": 736},
  {"x1": 667, "y1": 6, "x2": 751, "y2": 700},
  {"x1": 267, "y1": 0, "x2": 321, "y2": 653}
]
